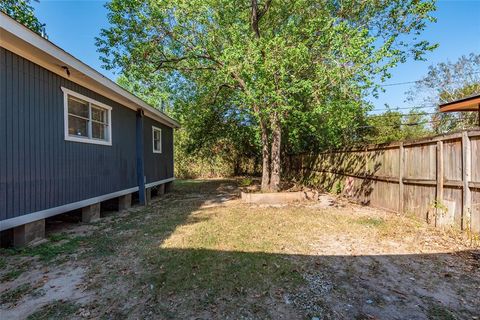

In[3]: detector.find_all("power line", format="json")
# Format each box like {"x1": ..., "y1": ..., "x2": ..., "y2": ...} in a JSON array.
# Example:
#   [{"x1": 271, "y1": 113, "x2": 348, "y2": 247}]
[
  {"x1": 358, "y1": 122, "x2": 430, "y2": 129},
  {"x1": 379, "y1": 80, "x2": 421, "y2": 87},
  {"x1": 368, "y1": 111, "x2": 479, "y2": 119},
  {"x1": 367, "y1": 111, "x2": 438, "y2": 118},
  {"x1": 378, "y1": 71, "x2": 480, "y2": 87},
  {"x1": 368, "y1": 103, "x2": 480, "y2": 114},
  {"x1": 368, "y1": 104, "x2": 437, "y2": 113},
  {"x1": 357, "y1": 118, "x2": 466, "y2": 129}
]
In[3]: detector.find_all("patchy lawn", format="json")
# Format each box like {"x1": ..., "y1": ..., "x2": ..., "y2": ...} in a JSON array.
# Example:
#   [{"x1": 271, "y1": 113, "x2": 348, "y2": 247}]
[{"x1": 1, "y1": 179, "x2": 479, "y2": 319}]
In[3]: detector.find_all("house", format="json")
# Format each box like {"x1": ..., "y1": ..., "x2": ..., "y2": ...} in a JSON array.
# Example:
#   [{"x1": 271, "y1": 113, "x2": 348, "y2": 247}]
[
  {"x1": 0, "y1": 13, "x2": 180, "y2": 246},
  {"x1": 439, "y1": 94, "x2": 480, "y2": 127}
]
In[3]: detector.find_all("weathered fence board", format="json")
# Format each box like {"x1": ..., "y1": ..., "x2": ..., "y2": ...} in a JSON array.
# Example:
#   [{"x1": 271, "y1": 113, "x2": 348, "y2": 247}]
[
  {"x1": 472, "y1": 190, "x2": 480, "y2": 234},
  {"x1": 472, "y1": 135, "x2": 480, "y2": 233},
  {"x1": 472, "y1": 136, "x2": 480, "y2": 182},
  {"x1": 443, "y1": 139, "x2": 462, "y2": 181},
  {"x1": 286, "y1": 130, "x2": 480, "y2": 234}
]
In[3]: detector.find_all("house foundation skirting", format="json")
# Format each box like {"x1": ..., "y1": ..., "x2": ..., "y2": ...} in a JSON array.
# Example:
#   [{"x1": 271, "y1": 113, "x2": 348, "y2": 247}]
[{"x1": 1, "y1": 177, "x2": 175, "y2": 232}]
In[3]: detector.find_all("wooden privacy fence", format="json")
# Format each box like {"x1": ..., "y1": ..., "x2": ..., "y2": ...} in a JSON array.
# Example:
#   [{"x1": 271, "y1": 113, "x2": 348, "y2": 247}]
[{"x1": 286, "y1": 130, "x2": 480, "y2": 234}]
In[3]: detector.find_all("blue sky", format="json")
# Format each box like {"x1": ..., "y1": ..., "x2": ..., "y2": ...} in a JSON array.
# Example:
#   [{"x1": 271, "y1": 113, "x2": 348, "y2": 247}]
[{"x1": 32, "y1": 0, "x2": 480, "y2": 112}]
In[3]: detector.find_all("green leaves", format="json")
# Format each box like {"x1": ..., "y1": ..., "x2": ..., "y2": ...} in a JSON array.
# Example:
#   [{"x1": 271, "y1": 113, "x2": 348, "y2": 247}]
[
  {"x1": 0, "y1": 0, "x2": 46, "y2": 36},
  {"x1": 97, "y1": 0, "x2": 438, "y2": 161},
  {"x1": 364, "y1": 108, "x2": 430, "y2": 144},
  {"x1": 406, "y1": 53, "x2": 480, "y2": 133}
]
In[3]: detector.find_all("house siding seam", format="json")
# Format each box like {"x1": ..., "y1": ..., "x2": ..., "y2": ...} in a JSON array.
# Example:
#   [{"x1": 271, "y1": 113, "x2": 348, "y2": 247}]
[{"x1": 0, "y1": 47, "x2": 173, "y2": 223}]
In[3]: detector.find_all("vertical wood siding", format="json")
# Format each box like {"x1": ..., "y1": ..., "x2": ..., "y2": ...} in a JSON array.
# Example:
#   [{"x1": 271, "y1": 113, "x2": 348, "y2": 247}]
[
  {"x1": 143, "y1": 116, "x2": 174, "y2": 184},
  {"x1": 0, "y1": 47, "x2": 6, "y2": 221},
  {"x1": 1, "y1": 48, "x2": 143, "y2": 220}
]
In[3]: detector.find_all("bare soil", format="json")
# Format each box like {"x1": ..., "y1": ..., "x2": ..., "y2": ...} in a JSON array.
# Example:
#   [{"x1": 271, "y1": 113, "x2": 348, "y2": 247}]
[{"x1": 1, "y1": 179, "x2": 479, "y2": 320}]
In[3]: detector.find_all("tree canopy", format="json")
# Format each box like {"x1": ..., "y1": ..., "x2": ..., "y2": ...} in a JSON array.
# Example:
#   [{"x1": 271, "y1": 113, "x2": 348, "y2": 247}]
[
  {"x1": 97, "y1": 0, "x2": 437, "y2": 190},
  {"x1": 0, "y1": 0, "x2": 46, "y2": 36},
  {"x1": 364, "y1": 108, "x2": 430, "y2": 144},
  {"x1": 407, "y1": 53, "x2": 480, "y2": 133}
]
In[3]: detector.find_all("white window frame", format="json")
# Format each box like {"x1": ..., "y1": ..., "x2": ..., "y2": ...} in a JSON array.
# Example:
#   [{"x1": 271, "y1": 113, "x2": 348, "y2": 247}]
[
  {"x1": 152, "y1": 126, "x2": 162, "y2": 154},
  {"x1": 62, "y1": 87, "x2": 112, "y2": 146}
]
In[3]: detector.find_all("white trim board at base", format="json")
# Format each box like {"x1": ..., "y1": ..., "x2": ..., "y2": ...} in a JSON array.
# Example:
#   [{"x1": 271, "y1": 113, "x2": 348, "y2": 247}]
[
  {"x1": 145, "y1": 177, "x2": 175, "y2": 189},
  {"x1": 0, "y1": 177, "x2": 176, "y2": 231},
  {"x1": 0, "y1": 187, "x2": 138, "y2": 231}
]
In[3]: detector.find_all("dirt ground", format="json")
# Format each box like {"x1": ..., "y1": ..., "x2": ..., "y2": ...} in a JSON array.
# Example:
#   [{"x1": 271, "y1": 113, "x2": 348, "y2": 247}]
[{"x1": 1, "y1": 179, "x2": 479, "y2": 320}]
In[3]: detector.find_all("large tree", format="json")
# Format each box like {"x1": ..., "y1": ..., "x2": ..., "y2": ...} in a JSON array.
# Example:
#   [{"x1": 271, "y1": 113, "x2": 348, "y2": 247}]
[
  {"x1": 0, "y1": 0, "x2": 46, "y2": 36},
  {"x1": 97, "y1": 0, "x2": 437, "y2": 191}
]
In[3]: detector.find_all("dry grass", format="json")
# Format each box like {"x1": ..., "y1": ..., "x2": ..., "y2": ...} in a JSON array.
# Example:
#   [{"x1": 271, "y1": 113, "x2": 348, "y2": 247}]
[{"x1": 1, "y1": 179, "x2": 478, "y2": 319}]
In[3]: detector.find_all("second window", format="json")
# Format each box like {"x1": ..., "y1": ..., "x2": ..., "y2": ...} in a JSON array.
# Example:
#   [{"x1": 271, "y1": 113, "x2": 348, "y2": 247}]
[{"x1": 152, "y1": 126, "x2": 162, "y2": 153}]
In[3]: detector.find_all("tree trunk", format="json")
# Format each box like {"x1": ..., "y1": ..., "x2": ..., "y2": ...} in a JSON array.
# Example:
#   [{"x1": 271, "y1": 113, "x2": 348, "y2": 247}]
[
  {"x1": 260, "y1": 118, "x2": 271, "y2": 191},
  {"x1": 270, "y1": 112, "x2": 281, "y2": 192},
  {"x1": 233, "y1": 157, "x2": 240, "y2": 176}
]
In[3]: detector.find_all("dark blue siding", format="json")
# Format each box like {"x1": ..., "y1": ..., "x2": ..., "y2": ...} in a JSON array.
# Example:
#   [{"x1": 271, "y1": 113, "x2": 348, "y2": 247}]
[
  {"x1": 143, "y1": 117, "x2": 174, "y2": 184},
  {"x1": 1, "y1": 48, "x2": 140, "y2": 220},
  {"x1": 0, "y1": 47, "x2": 6, "y2": 221}
]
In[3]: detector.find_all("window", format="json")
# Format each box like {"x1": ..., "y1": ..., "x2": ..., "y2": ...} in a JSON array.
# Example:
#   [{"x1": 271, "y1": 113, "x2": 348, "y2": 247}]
[
  {"x1": 152, "y1": 126, "x2": 162, "y2": 153},
  {"x1": 62, "y1": 87, "x2": 112, "y2": 146}
]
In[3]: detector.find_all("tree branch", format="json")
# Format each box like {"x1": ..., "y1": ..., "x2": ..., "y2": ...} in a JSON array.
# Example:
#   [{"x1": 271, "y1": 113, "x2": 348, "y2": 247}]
[
  {"x1": 211, "y1": 84, "x2": 235, "y2": 105},
  {"x1": 154, "y1": 54, "x2": 220, "y2": 72},
  {"x1": 251, "y1": 0, "x2": 273, "y2": 38}
]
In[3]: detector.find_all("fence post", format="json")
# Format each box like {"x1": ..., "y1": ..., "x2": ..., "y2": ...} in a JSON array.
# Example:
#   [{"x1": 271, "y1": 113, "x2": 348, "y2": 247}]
[
  {"x1": 399, "y1": 143, "x2": 404, "y2": 213},
  {"x1": 462, "y1": 132, "x2": 472, "y2": 231},
  {"x1": 436, "y1": 140, "x2": 444, "y2": 226}
]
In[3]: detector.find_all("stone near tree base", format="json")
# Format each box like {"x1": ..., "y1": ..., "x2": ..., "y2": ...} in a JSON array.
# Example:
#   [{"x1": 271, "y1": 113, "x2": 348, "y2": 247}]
[
  {"x1": 241, "y1": 191, "x2": 317, "y2": 204},
  {"x1": 82, "y1": 203, "x2": 101, "y2": 223},
  {"x1": 13, "y1": 219, "x2": 45, "y2": 247},
  {"x1": 118, "y1": 194, "x2": 132, "y2": 210}
]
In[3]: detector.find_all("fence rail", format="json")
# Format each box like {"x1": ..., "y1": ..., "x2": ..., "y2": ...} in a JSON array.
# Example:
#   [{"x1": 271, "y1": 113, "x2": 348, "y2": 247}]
[{"x1": 286, "y1": 130, "x2": 480, "y2": 234}]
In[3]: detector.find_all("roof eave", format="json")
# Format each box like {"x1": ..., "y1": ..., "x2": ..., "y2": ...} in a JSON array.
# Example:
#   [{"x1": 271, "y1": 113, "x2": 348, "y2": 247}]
[
  {"x1": 439, "y1": 94, "x2": 480, "y2": 113},
  {"x1": 0, "y1": 12, "x2": 180, "y2": 129}
]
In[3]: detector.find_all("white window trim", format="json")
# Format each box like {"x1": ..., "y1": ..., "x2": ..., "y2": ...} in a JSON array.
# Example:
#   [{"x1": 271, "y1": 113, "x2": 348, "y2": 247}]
[
  {"x1": 61, "y1": 87, "x2": 112, "y2": 146},
  {"x1": 152, "y1": 126, "x2": 162, "y2": 154}
]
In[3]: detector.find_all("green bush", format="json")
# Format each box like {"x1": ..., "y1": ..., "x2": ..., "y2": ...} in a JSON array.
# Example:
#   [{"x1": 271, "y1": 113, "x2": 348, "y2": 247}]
[
  {"x1": 175, "y1": 149, "x2": 260, "y2": 179},
  {"x1": 239, "y1": 177, "x2": 253, "y2": 187}
]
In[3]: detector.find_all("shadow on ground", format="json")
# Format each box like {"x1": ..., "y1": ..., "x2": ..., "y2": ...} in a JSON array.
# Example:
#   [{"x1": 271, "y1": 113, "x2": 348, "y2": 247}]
[
  {"x1": 91, "y1": 180, "x2": 480, "y2": 319},
  {"x1": 1, "y1": 179, "x2": 479, "y2": 320},
  {"x1": 137, "y1": 248, "x2": 480, "y2": 320}
]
